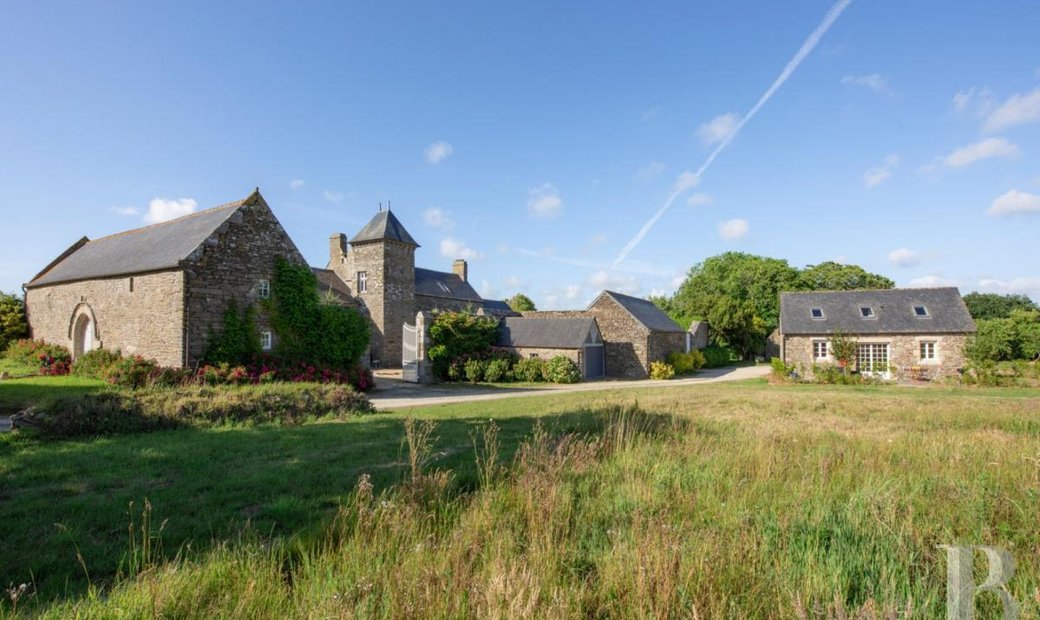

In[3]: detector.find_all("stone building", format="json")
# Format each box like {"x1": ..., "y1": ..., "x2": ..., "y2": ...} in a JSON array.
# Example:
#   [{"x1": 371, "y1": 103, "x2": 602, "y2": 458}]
[
  {"x1": 495, "y1": 316, "x2": 605, "y2": 380},
  {"x1": 24, "y1": 190, "x2": 308, "y2": 367},
  {"x1": 778, "y1": 287, "x2": 976, "y2": 381}
]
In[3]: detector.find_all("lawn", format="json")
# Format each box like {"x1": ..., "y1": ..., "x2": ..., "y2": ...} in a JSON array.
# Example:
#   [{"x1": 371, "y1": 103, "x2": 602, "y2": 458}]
[
  {"x1": 0, "y1": 374, "x2": 109, "y2": 413},
  {"x1": 3, "y1": 380, "x2": 1039, "y2": 617}
]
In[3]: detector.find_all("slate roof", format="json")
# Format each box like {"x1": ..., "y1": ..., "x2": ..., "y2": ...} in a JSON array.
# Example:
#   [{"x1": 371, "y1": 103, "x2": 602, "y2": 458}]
[
  {"x1": 351, "y1": 210, "x2": 419, "y2": 246},
  {"x1": 592, "y1": 290, "x2": 684, "y2": 333},
  {"x1": 28, "y1": 195, "x2": 251, "y2": 287},
  {"x1": 414, "y1": 268, "x2": 482, "y2": 302},
  {"x1": 779, "y1": 287, "x2": 975, "y2": 335},
  {"x1": 496, "y1": 316, "x2": 599, "y2": 349},
  {"x1": 482, "y1": 299, "x2": 520, "y2": 317}
]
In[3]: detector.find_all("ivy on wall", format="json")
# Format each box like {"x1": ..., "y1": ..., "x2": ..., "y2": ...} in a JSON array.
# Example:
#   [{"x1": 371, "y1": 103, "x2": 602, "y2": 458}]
[{"x1": 203, "y1": 301, "x2": 261, "y2": 364}]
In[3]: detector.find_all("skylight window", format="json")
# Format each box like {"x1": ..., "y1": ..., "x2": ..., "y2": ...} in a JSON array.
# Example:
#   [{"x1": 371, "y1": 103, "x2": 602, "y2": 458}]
[
  {"x1": 913, "y1": 305, "x2": 929, "y2": 317},
  {"x1": 810, "y1": 307, "x2": 824, "y2": 319},
  {"x1": 860, "y1": 306, "x2": 876, "y2": 319},
  {"x1": 437, "y1": 282, "x2": 451, "y2": 294}
]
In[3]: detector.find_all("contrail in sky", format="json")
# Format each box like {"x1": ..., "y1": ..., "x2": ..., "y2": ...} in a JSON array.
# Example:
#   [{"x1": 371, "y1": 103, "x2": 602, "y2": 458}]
[{"x1": 611, "y1": 0, "x2": 854, "y2": 269}]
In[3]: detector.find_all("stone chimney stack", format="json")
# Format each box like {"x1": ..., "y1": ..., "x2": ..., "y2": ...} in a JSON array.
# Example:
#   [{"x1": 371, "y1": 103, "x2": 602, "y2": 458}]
[
  {"x1": 329, "y1": 233, "x2": 347, "y2": 265},
  {"x1": 452, "y1": 259, "x2": 468, "y2": 282}
]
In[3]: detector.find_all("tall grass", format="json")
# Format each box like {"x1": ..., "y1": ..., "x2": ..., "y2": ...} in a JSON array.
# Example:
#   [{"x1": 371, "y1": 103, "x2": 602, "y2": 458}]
[{"x1": 10, "y1": 387, "x2": 1040, "y2": 618}]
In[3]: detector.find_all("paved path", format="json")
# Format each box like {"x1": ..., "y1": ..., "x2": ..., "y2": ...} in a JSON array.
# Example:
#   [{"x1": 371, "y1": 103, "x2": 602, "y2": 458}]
[{"x1": 368, "y1": 365, "x2": 770, "y2": 411}]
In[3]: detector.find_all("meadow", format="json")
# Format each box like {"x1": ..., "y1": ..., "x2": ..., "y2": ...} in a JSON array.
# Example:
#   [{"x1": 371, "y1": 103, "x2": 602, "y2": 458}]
[{"x1": 2, "y1": 379, "x2": 1039, "y2": 618}]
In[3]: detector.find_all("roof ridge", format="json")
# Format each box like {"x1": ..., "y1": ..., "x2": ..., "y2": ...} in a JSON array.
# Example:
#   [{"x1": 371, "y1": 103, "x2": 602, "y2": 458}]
[
  {"x1": 88, "y1": 194, "x2": 250, "y2": 244},
  {"x1": 782, "y1": 286, "x2": 958, "y2": 296}
]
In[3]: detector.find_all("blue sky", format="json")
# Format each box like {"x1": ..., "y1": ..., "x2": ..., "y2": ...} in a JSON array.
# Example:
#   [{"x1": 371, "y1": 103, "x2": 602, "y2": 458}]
[{"x1": 2, "y1": 1, "x2": 1038, "y2": 307}]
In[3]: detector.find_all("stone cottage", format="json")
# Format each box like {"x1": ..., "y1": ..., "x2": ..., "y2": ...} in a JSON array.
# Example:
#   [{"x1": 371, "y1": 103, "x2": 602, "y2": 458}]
[
  {"x1": 778, "y1": 287, "x2": 976, "y2": 380},
  {"x1": 24, "y1": 190, "x2": 308, "y2": 367},
  {"x1": 495, "y1": 316, "x2": 606, "y2": 380}
]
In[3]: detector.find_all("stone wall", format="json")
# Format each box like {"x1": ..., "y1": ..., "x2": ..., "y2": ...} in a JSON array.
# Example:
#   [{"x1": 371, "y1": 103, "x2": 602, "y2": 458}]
[
  {"x1": 647, "y1": 331, "x2": 686, "y2": 367},
  {"x1": 585, "y1": 296, "x2": 650, "y2": 379},
  {"x1": 500, "y1": 346, "x2": 584, "y2": 375},
  {"x1": 183, "y1": 197, "x2": 307, "y2": 366},
  {"x1": 25, "y1": 270, "x2": 186, "y2": 367},
  {"x1": 783, "y1": 332, "x2": 970, "y2": 381},
  {"x1": 339, "y1": 239, "x2": 416, "y2": 367}
]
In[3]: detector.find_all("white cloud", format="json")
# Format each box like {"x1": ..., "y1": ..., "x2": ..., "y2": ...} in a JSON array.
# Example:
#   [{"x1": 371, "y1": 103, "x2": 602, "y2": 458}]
[
  {"x1": 289, "y1": 179, "x2": 305, "y2": 189},
  {"x1": 323, "y1": 189, "x2": 344, "y2": 203},
  {"x1": 588, "y1": 270, "x2": 641, "y2": 295},
  {"x1": 527, "y1": 183, "x2": 563, "y2": 219},
  {"x1": 439, "y1": 238, "x2": 485, "y2": 261},
  {"x1": 673, "y1": 170, "x2": 700, "y2": 193},
  {"x1": 697, "y1": 113, "x2": 738, "y2": 146},
  {"x1": 144, "y1": 198, "x2": 197, "y2": 224},
  {"x1": 479, "y1": 279, "x2": 498, "y2": 299},
  {"x1": 984, "y1": 88, "x2": 1040, "y2": 132},
  {"x1": 718, "y1": 218, "x2": 748, "y2": 241},
  {"x1": 424, "y1": 141, "x2": 454, "y2": 164},
  {"x1": 940, "y1": 137, "x2": 1020, "y2": 168},
  {"x1": 635, "y1": 161, "x2": 665, "y2": 181},
  {"x1": 887, "y1": 248, "x2": 923, "y2": 268},
  {"x1": 987, "y1": 190, "x2": 1040, "y2": 216},
  {"x1": 909, "y1": 274, "x2": 960, "y2": 288},
  {"x1": 504, "y1": 275, "x2": 523, "y2": 289},
  {"x1": 111, "y1": 206, "x2": 139, "y2": 216},
  {"x1": 687, "y1": 193, "x2": 713, "y2": 206},
  {"x1": 862, "y1": 154, "x2": 900, "y2": 188},
  {"x1": 841, "y1": 73, "x2": 895, "y2": 97},
  {"x1": 977, "y1": 277, "x2": 1040, "y2": 301},
  {"x1": 422, "y1": 207, "x2": 455, "y2": 231}
]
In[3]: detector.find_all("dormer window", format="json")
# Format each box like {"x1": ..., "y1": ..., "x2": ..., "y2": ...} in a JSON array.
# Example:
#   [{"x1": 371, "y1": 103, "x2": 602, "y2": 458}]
[
  {"x1": 810, "y1": 307, "x2": 824, "y2": 319},
  {"x1": 913, "y1": 305, "x2": 929, "y2": 317},
  {"x1": 357, "y1": 271, "x2": 367, "y2": 293},
  {"x1": 860, "y1": 306, "x2": 876, "y2": 318},
  {"x1": 258, "y1": 279, "x2": 270, "y2": 299}
]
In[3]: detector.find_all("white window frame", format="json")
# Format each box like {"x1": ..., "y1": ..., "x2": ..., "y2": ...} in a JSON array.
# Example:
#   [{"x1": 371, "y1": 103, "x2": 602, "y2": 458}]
[
  {"x1": 812, "y1": 339, "x2": 829, "y2": 360},
  {"x1": 918, "y1": 340, "x2": 937, "y2": 363},
  {"x1": 856, "y1": 342, "x2": 890, "y2": 378},
  {"x1": 357, "y1": 271, "x2": 368, "y2": 293},
  {"x1": 260, "y1": 330, "x2": 273, "y2": 351},
  {"x1": 860, "y1": 306, "x2": 876, "y2": 319},
  {"x1": 810, "y1": 307, "x2": 825, "y2": 320},
  {"x1": 258, "y1": 279, "x2": 271, "y2": 299},
  {"x1": 913, "y1": 305, "x2": 930, "y2": 318}
]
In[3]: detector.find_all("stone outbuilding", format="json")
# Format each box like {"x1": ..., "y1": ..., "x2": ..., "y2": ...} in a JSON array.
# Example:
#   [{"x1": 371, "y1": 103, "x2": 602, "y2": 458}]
[
  {"x1": 24, "y1": 190, "x2": 310, "y2": 367},
  {"x1": 778, "y1": 287, "x2": 976, "y2": 381},
  {"x1": 687, "y1": 320, "x2": 709, "y2": 351},
  {"x1": 495, "y1": 316, "x2": 605, "y2": 380}
]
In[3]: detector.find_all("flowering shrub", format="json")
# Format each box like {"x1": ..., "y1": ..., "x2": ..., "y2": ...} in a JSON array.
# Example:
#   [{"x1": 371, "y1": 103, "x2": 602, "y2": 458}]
[
  {"x1": 514, "y1": 357, "x2": 547, "y2": 383},
  {"x1": 666, "y1": 350, "x2": 705, "y2": 375},
  {"x1": 3, "y1": 339, "x2": 71, "y2": 375},
  {"x1": 106, "y1": 355, "x2": 159, "y2": 389},
  {"x1": 72, "y1": 348, "x2": 122, "y2": 379},
  {"x1": 649, "y1": 361, "x2": 676, "y2": 380},
  {"x1": 545, "y1": 355, "x2": 580, "y2": 384}
]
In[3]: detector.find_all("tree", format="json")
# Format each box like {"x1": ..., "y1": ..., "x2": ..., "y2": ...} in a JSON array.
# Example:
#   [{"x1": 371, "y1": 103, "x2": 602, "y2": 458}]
[
  {"x1": 797, "y1": 262, "x2": 894, "y2": 291},
  {"x1": 706, "y1": 298, "x2": 767, "y2": 360},
  {"x1": 829, "y1": 330, "x2": 858, "y2": 375},
  {"x1": 962, "y1": 292, "x2": 1039, "y2": 320},
  {"x1": 0, "y1": 291, "x2": 29, "y2": 353},
  {"x1": 506, "y1": 293, "x2": 537, "y2": 312}
]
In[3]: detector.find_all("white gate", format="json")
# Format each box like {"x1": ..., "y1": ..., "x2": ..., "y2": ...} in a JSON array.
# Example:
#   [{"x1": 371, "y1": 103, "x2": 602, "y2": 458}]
[{"x1": 402, "y1": 322, "x2": 419, "y2": 382}]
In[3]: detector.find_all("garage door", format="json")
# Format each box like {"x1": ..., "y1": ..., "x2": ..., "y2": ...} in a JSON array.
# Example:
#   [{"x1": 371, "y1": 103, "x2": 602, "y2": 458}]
[{"x1": 583, "y1": 345, "x2": 605, "y2": 379}]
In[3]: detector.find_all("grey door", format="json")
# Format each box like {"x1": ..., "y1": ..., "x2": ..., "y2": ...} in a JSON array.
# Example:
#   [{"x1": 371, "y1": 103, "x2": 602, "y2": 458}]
[{"x1": 583, "y1": 345, "x2": 605, "y2": 379}]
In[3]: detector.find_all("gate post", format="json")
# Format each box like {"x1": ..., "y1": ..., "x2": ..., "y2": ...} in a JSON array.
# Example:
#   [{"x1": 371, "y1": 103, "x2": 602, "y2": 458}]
[{"x1": 414, "y1": 311, "x2": 435, "y2": 384}]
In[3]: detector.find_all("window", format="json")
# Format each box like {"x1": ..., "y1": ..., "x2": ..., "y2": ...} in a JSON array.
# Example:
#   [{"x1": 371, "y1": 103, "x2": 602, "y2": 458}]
[
  {"x1": 919, "y1": 341, "x2": 936, "y2": 361},
  {"x1": 860, "y1": 306, "x2": 876, "y2": 318},
  {"x1": 437, "y1": 281, "x2": 452, "y2": 294},
  {"x1": 812, "y1": 340, "x2": 828, "y2": 360},
  {"x1": 258, "y1": 279, "x2": 271, "y2": 299},
  {"x1": 260, "y1": 331, "x2": 273, "y2": 351},
  {"x1": 913, "y1": 305, "x2": 929, "y2": 317},
  {"x1": 857, "y1": 343, "x2": 890, "y2": 375},
  {"x1": 810, "y1": 307, "x2": 824, "y2": 319},
  {"x1": 357, "y1": 271, "x2": 367, "y2": 293}
]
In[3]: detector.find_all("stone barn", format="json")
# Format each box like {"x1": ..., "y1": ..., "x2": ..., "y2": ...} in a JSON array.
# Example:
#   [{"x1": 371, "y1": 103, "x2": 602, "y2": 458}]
[
  {"x1": 778, "y1": 287, "x2": 975, "y2": 381},
  {"x1": 495, "y1": 316, "x2": 605, "y2": 380},
  {"x1": 585, "y1": 291, "x2": 686, "y2": 379},
  {"x1": 24, "y1": 190, "x2": 307, "y2": 367}
]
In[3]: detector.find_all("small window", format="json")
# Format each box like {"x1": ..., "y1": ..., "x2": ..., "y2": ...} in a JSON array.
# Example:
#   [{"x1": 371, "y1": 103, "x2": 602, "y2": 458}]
[
  {"x1": 813, "y1": 340, "x2": 829, "y2": 360},
  {"x1": 129, "y1": 277, "x2": 135, "y2": 293},
  {"x1": 258, "y1": 279, "x2": 271, "y2": 299},
  {"x1": 810, "y1": 307, "x2": 824, "y2": 319},
  {"x1": 260, "y1": 330, "x2": 273, "y2": 351},
  {"x1": 860, "y1": 306, "x2": 875, "y2": 318},
  {"x1": 919, "y1": 341, "x2": 936, "y2": 361},
  {"x1": 437, "y1": 281, "x2": 452, "y2": 294},
  {"x1": 913, "y1": 305, "x2": 929, "y2": 317},
  {"x1": 357, "y1": 271, "x2": 367, "y2": 293}
]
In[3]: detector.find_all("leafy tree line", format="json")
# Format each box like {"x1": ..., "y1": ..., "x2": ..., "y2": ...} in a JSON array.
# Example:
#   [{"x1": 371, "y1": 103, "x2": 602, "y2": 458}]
[
  {"x1": 0, "y1": 291, "x2": 29, "y2": 353},
  {"x1": 652, "y1": 253, "x2": 895, "y2": 359},
  {"x1": 960, "y1": 293, "x2": 1040, "y2": 363}
]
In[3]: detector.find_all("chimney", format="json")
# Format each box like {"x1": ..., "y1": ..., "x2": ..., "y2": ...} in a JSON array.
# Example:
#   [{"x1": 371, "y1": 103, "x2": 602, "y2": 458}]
[
  {"x1": 329, "y1": 233, "x2": 347, "y2": 264},
  {"x1": 452, "y1": 259, "x2": 468, "y2": 282}
]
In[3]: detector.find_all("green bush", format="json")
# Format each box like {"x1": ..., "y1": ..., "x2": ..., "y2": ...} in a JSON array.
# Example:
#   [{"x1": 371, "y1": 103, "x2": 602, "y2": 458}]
[
  {"x1": 514, "y1": 357, "x2": 546, "y2": 382},
  {"x1": 464, "y1": 358, "x2": 487, "y2": 383},
  {"x1": 667, "y1": 350, "x2": 705, "y2": 375},
  {"x1": 3, "y1": 339, "x2": 71, "y2": 374},
  {"x1": 71, "y1": 348, "x2": 123, "y2": 380},
  {"x1": 700, "y1": 345, "x2": 734, "y2": 368},
  {"x1": 0, "y1": 291, "x2": 28, "y2": 353},
  {"x1": 769, "y1": 357, "x2": 795, "y2": 381},
  {"x1": 427, "y1": 311, "x2": 500, "y2": 379},
  {"x1": 484, "y1": 358, "x2": 512, "y2": 383},
  {"x1": 105, "y1": 355, "x2": 159, "y2": 389},
  {"x1": 545, "y1": 355, "x2": 580, "y2": 384},
  {"x1": 14, "y1": 383, "x2": 373, "y2": 438},
  {"x1": 649, "y1": 360, "x2": 676, "y2": 380}
]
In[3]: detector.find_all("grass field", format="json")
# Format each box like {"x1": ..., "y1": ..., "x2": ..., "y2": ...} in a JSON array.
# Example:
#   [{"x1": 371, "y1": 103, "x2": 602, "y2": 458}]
[{"x1": 2, "y1": 379, "x2": 1039, "y2": 617}]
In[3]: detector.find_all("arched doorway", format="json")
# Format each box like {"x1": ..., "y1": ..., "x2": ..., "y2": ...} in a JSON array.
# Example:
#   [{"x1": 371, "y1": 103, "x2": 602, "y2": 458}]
[{"x1": 73, "y1": 313, "x2": 94, "y2": 359}]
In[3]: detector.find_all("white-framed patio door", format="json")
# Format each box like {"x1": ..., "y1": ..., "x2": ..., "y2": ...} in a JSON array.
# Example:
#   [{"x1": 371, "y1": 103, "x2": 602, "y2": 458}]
[{"x1": 856, "y1": 343, "x2": 890, "y2": 379}]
